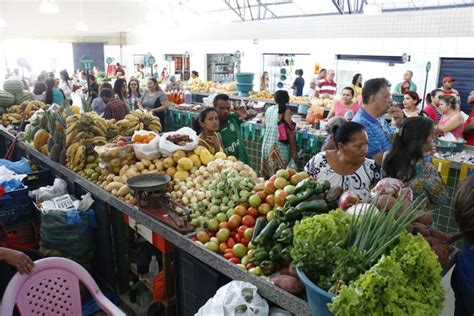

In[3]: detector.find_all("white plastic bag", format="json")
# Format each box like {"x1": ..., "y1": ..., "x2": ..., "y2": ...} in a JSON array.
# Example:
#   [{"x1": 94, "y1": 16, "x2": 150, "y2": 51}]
[
  {"x1": 132, "y1": 130, "x2": 161, "y2": 160},
  {"x1": 159, "y1": 127, "x2": 199, "y2": 157},
  {"x1": 195, "y1": 281, "x2": 269, "y2": 316}
]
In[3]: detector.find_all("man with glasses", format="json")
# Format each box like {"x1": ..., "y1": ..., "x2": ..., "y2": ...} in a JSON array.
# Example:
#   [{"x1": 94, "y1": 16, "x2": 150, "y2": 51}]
[{"x1": 352, "y1": 78, "x2": 403, "y2": 166}]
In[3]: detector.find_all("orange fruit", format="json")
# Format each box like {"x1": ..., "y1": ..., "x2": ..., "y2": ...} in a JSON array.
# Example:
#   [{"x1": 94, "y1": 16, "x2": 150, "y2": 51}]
[{"x1": 134, "y1": 135, "x2": 144, "y2": 143}]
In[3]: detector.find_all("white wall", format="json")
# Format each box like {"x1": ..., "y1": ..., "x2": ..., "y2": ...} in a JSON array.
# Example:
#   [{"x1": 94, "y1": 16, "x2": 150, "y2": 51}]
[
  {"x1": 124, "y1": 6, "x2": 474, "y2": 97},
  {"x1": 124, "y1": 36, "x2": 472, "y2": 98}
]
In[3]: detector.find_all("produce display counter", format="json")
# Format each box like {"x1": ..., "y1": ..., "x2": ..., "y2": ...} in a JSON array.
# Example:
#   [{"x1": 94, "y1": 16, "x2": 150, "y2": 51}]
[
  {"x1": 165, "y1": 108, "x2": 474, "y2": 240},
  {"x1": 0, "y1": 129, "x2": 312, "y2": 315},
  {"x1": 165, "y1": 108, "x2": 326, "y2": 172},
  {"x1": 190, "y1": 91, "x2": 332, "y2": 112}
]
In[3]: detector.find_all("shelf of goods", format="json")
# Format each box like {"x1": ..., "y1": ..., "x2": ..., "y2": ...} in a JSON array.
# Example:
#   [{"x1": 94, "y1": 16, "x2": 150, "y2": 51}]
[
  {"x1": 0, "y1": 129, "x2": 312, "y2": 316},
  {"x1": 190, "y1": 91, "x2": 327, "y2": 109}
]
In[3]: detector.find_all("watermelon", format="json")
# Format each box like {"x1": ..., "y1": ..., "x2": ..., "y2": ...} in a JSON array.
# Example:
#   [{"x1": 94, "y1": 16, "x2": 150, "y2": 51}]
[
  {"x1": 3, "y1": 80, "x2": 24, "y2": 95},
  {"x1": 0, "y1": 90, "x2": 15, "y2": 108},
  {"x1": 15, "y1": 90, "x2": 35, "y2": 104}
]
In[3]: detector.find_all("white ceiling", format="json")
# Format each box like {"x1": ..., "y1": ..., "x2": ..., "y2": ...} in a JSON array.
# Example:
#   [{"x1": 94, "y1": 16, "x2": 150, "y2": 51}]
[{"x1": 0, "y1": 0, "x2": 473, "y2": 38}]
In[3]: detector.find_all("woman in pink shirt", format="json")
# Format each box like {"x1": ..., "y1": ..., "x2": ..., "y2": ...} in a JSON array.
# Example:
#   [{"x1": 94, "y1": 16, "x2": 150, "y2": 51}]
[
  {"x1": 327, "y1": 87, "x2": 360, "y2": 119},
  {"x1": 436, "y1": 95, "x2": 465, "y2": 138}
]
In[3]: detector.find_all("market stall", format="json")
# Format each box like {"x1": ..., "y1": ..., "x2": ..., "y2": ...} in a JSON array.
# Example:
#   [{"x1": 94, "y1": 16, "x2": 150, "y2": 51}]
[{"x1": 0, "y1": 81, "x2": 472, "y2": 315}]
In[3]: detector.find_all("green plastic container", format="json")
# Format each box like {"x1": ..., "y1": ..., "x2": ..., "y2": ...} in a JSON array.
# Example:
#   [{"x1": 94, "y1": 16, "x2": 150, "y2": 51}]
[{"x1": 297, "y1": 268, "x2": 334, "y2": 316}]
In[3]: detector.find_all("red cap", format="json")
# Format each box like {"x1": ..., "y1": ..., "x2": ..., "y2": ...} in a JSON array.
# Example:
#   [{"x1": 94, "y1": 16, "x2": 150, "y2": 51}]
[{"x1": 443, "y1": 76, "x2": 455, "y2": 83}]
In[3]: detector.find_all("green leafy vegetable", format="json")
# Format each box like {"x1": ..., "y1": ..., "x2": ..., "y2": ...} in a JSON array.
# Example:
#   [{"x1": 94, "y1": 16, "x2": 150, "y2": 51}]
[
  {"x1": 328, "y1": 233, "x2": 444, "y2": 316},
  {"x1": 291, "y1": 210, "x2": 352, "y2": 290}
]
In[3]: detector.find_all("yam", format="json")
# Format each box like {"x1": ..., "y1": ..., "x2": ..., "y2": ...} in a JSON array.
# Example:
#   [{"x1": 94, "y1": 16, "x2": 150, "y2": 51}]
[
  {"x1": 446, "y1": 232, "x2": 463, "y2": 243},
  {"x1": 272, "y1": 275, "x2": 304, "y2": 295},
  {"x1": 411, "y1": 224, "x2": 431, "y2": 237},
  {"x1": 431, "y1": 245, "x2": 451, "y2": 267},
  {"x1": 416, "y1": 213, "x2": 433, "y2": 226},
  {"x1": 279, "y1": 263, "x2": 298, "y2": 278},
  {"x1": 430, "y1": 229, "x2": 448, "y2": 242}
]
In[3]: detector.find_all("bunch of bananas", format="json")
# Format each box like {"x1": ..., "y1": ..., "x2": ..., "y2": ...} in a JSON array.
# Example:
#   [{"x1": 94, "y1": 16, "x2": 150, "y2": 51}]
[
  {"x1": 116, "y1": 109, "x2": 162, "y2": 136},
  {"x1": 1, "y1": 112, "x2": 24, "y2": 126},
  {"x1": 65, "y1": 112, "x2": 116, "y2": 171},
  {"x1": 2, "y1": 101, "x2": 47, "y2": 127}
]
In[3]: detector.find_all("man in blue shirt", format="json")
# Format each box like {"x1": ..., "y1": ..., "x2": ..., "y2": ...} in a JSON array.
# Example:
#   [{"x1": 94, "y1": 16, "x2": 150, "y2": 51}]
[
  {"x1": 291, "y1": 69, "x2": 305, "y2": 96},
  {"x1": 353, "y1": 78, "x2": 403, "y2": 165}
]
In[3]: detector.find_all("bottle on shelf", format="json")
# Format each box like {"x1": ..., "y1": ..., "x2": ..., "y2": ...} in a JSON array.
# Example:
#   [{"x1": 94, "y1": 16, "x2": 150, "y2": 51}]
[
  {"x1": 184, "y1": 89, "x2": 192, "y2": 104},
  {"x1": 148, "y1": 255, "x2": 159, "y2": 283}
]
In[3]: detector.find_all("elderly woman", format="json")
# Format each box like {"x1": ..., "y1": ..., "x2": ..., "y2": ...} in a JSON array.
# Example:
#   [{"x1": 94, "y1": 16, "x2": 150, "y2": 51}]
[
  {"x1": 166, "y1": 75, "x2": 180, "y2": 92},
  {"x1": 305, "y1": 122, "x2": 380, "y2": 200}
]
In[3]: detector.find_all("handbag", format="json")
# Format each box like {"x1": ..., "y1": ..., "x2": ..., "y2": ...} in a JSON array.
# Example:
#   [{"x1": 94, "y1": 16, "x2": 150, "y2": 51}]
[{"x1": 278, "y1": 121, "x2": 289, "y2": 143}]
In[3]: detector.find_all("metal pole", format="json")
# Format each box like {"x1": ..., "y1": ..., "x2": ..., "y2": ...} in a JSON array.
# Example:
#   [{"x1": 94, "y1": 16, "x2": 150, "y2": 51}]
[
  {"x1": 86, "y1": 70, "x2": 90, "y2": 100},
  {"x1": 421, "y1": 62, "x2": 431, "y2": 111}
]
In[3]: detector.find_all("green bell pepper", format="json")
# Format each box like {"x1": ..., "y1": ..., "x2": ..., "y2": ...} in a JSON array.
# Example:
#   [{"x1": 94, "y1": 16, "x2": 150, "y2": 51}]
[
  {"x1": 277, "y1": 227, "x2": 294, "y2": 245},
  {"x1": 259, "y1": 260, "x2": 279, "y2": 276},
  {"x1": 284, "y1": 207, "x2": 301, "y2": 222},
  {"x1": 274, "y1": 223, "x2": 288, "y2": 239},
  {"x1": 269, "y1": 244, "x2": 283, "y2": 261},
  {"x1": 249, "y1": 247, "x2": 270, "y2": 264},
  {"x1": 274, "y1": 207, "x2": 286, "y2": 222}
]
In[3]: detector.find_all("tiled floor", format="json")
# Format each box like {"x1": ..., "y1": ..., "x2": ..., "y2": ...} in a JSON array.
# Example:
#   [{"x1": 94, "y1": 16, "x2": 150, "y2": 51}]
[{"x1": 442, "y1": 267, "x2": 455, "y2": 316}]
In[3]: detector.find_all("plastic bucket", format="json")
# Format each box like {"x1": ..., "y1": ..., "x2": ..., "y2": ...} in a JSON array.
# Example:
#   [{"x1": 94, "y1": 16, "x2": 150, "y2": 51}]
[
  {"x1": 235, "y1": 72, "x2": 255, "y2": 84},
  {"x1": 236, "y1": 83, "x2": 254, "y2": 93},
  {"x1": 296, "y1": 268, "x2": 334, "y2": 316}
]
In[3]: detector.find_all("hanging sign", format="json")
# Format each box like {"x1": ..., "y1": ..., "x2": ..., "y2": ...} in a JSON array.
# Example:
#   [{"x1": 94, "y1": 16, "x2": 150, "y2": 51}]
[{"x1": 80, "y1": 55, "x2": 95, "y2": 71}]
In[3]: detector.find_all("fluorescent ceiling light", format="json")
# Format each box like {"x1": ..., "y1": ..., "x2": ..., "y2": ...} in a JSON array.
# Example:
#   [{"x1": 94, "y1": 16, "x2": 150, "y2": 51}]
[
  {"x1": 40, "y1": 0, "x2": 60, "y2": 14},
  {"x1": 75, "y1": 21, "x2": 88, "y2": 32},
  {"x1": 0, "y1": 17, "x2": 6, "y2": 28}
]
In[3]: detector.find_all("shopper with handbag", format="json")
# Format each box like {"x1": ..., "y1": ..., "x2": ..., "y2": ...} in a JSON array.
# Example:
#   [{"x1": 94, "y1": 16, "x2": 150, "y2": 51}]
[{"x1": 261, "y1": 90, "x2": 297, "y2": 178}]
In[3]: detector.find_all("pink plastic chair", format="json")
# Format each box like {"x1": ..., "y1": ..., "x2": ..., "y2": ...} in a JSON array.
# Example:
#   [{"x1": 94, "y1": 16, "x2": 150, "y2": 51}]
[{"x1": 1, "y1": 257, "x2": 125, "y2": 316}]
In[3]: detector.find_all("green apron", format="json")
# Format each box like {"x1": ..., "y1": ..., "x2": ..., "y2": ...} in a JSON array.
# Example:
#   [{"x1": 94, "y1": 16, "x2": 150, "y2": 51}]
[{"x1": 218, "y1": 113, "x2": 250, "y2": 165}]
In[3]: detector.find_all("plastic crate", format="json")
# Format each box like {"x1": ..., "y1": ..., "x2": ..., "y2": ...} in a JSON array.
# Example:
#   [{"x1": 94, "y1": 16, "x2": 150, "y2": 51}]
[
  {"x1": 0, "y1": 186, "x2": 34, "y2": 228},
  {"x1": 23, "y1": 169, "x2": 54, "y2": 191},
  {"x1": 3, "y1": 221, "x2": 39, "y2": 250},
  {"x1": 173, "y1": 246, "x2": 231, "y2": 316}
]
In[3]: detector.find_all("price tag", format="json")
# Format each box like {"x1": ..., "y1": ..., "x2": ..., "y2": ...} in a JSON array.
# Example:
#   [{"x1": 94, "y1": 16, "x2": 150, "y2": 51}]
[{"x1": 53, "y1": 195, "x2": 75, "y2": 210}]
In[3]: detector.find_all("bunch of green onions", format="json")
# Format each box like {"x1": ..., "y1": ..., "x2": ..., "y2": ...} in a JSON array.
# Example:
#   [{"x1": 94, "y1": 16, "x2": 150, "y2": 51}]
[{"x1": 344, "y1": 195, "x2": 426, "y2": 265}]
